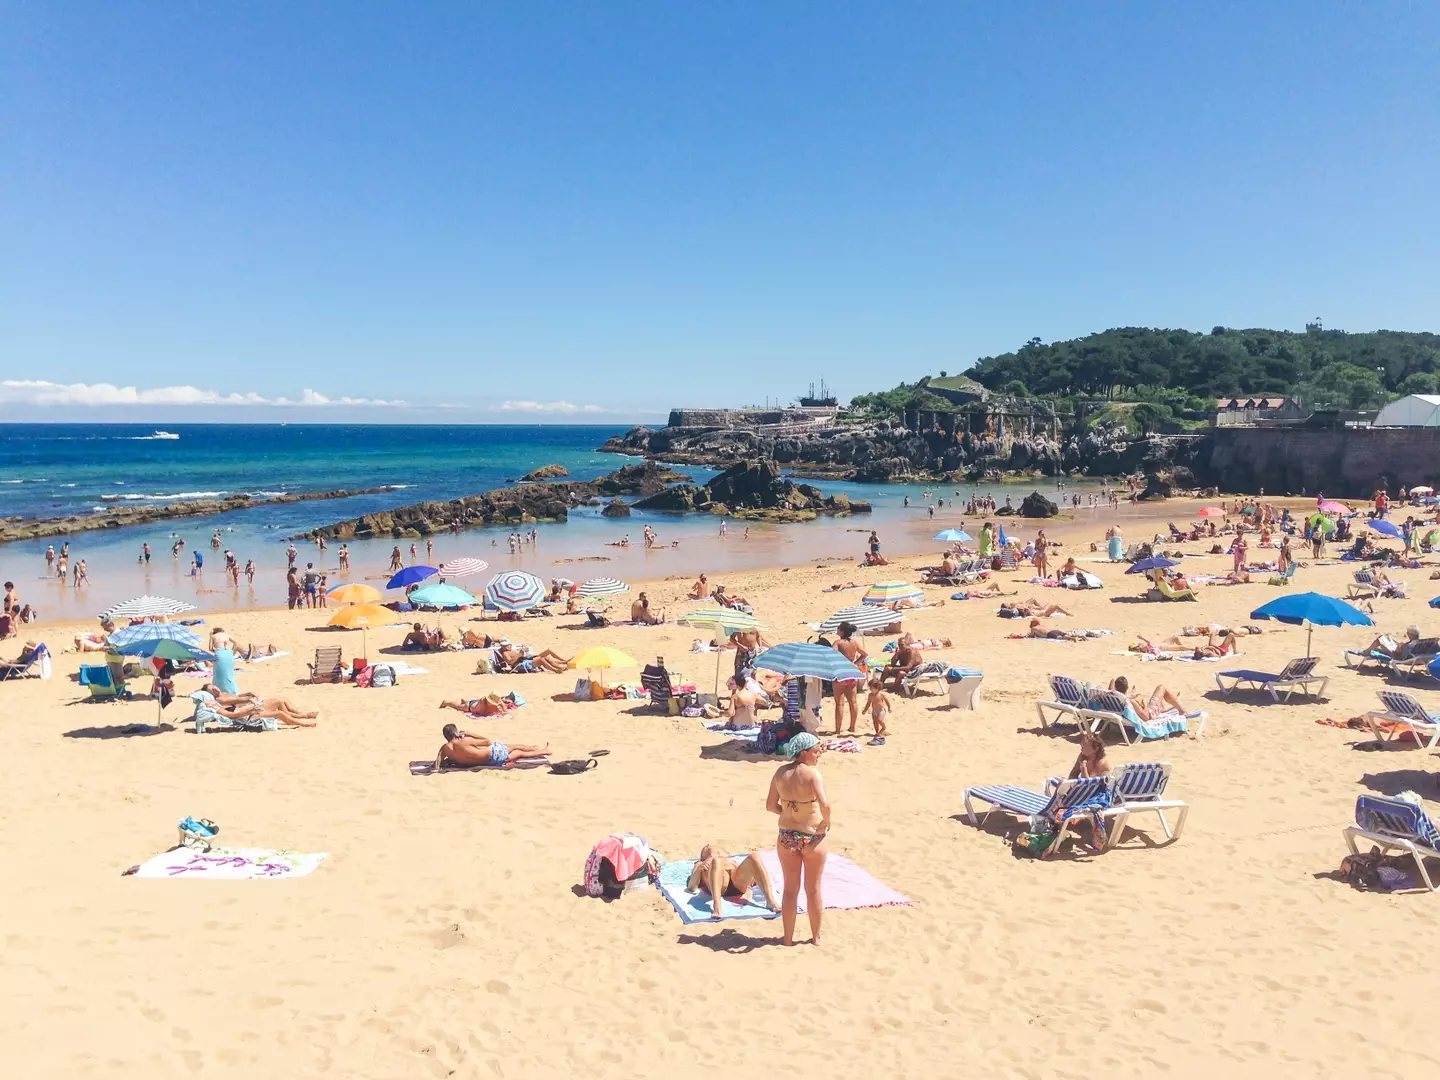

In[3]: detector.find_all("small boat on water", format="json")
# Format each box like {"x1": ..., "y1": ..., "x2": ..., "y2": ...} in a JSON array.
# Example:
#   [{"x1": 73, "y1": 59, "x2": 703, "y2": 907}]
[{"x1": 148, "y1": 430, "x2": 180, "y2": 440}]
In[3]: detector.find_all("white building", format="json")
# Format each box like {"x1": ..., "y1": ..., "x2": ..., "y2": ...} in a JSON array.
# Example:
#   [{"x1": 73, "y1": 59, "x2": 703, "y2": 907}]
[{"x1": 1373, "y1": 394, "x2": 1440, "y2": 427}]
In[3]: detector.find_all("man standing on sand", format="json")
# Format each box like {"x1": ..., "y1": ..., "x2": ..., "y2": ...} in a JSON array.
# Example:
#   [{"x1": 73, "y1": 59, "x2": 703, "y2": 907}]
[
  {"x1": 302, "y1": 563, "x2": 321, "y2": 608},
  {"x1": 435, "y1": 723, "x2": 549, "y2": 769}
]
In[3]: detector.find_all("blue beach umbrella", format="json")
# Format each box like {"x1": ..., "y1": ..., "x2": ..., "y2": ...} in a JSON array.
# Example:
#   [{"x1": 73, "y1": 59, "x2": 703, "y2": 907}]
[
  {"x1": 107, "y1": 623, "x2": 207, "y2": 652},
  {"x1": 1126, "y1": 556, "x2": 1180, "y2": 574},
  {"x1": 1251, "y1": 592, "x2": 1373, "y2": 657},
  {"x1": 753, "y1": 642, "x2": 866, "y2": 683},
  {"x1": 387, "y1": 565, "x2": 438, "y2": 590},
  {"x1": 1368, "y1": 519, "x2": 1404, "y2": 539},
  {"x1": 407, "y1": 583, "x2": 478, "y2": 609},
  {"x1": 933, "y1": 528, "x2": 973, "y2": 543},
  {"x1": 110, "y1": 637, "x2": 215, "y2": 663}
]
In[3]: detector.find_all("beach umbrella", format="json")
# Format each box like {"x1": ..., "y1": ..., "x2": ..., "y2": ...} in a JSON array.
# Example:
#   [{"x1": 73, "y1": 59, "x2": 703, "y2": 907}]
[
  {"x1": 1308, "y1": 513, "x2": 1335, "y2": 534},
  {"x1": 327, "y1": 602, "x2": 390, "y2": 658},
  {"x1": 1197, "y1": 507, "x2": 1225, "y2": 518},
  {"x1": 1125, "y1": 556, "x2": 1179, "y2": 574},
  {"x1": 680, "y1": 607, "x2": 766, "y2": 694},
  {"x1": 1250, "y1": 592, "x2": 1373, "y2": 657},
  {"x1": 997, "y1": 525, "x2": 1010, "y2": 548},
  {"x1": 107, "y1": 623, "x2": 207, "y2": 651},
  {"x1": 1061, "y1": 571, "x2": 1104, "y2": 589},
  {"x1": 99, "y1": 595, "x2": 196, "y2": 621},
  {"x1": 815, "y1": 605, "x2": 904, "y2": 635},
  {"x1": 437, "y1": 557, "x2": 489, "y2": 579},
  {"x1": 933, "y1": 528, "x2": 973, "y2": 543},
  {"x1": 861, "y1": 581, "x2": 924, "y2": 607},
  {"x1": 328, "y1": 582, "x2": 382, "y2": 605},
  {"x1": 1430, "y1": 597, "x2": 1440, "y2": 609},
  {"x1": 386, "y1": 565, "x2": 438, "y2": 590},
  {"x1": 753, "y1": 642, "x2": 866, "y2": 683},
  {"x1": 576, "y1": 577, "x2": 630, "y2": 598},
  {"x1": 1369, "y1": 519, "x2": 1404, "y2": 539},
  {"x1": 484, "y1": 570, "x2": 546, "y2": 612},
  {"x1": 567, "y1": 645, "x2": 637, "y2": 690},
  {"x1": 1411, "y1": 486, "x2": 1434, "y2": 495},
  {"x1": 1239, "y1": 506, "x2": 1258, "y2": 516},
  {"x1": 1318, "y1": 500, "x2": 1349, "y2": 516},
  {"x1": 109, "y1": 636, "x2": 214, "y2": 663},
  {"x1": 407, "y1": 582, "x2": 478, "y2": 609}
]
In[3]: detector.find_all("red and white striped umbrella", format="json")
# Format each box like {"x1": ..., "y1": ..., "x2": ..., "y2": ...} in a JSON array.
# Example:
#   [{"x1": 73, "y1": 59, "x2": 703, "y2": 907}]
[{"x1": 437, "y1": 557, "x2": 489, "y2": 579}]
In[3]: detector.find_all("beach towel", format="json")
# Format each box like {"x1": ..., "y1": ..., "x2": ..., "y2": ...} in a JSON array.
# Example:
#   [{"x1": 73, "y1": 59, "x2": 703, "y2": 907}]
[
  {"x1": 657, "y1": 852, "x2": 911, "y2": 924},
  {"x1": 130, "y1": 846, "x2": 328, "y2": 879},
  {"x1": 246, "y1": 651, "x2": 290, "y2": 663},
  {"x1": 408, "y1": 758, "x2": 549, "y2": 775},
  {"x1": 1129, "y1": 709, "x2": 1191, "y2": 739},
  {"x1": 704, "y1": 722, "x2": 761, "y2": 741},
  {"x1": 386, "y1": 661, "x2": 429, "y2": 677}
]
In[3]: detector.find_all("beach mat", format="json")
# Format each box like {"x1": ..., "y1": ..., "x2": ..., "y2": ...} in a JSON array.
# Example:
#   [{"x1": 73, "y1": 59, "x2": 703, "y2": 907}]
[
  {"x1": 657, "y1": 852, "x2": 911, "y2": 924},
  {"x1": 409, "y1": 758, "x2": 548, "y2": 775},
  {"x1": 704, "y1": 722, "x2": 760, "y2": 742},
  {"x1": 130, "y1": 846, "x2": 328, "y2": 880},
  {"x1": 245, "y1": 650, "x2": 290, "y2": 663}
]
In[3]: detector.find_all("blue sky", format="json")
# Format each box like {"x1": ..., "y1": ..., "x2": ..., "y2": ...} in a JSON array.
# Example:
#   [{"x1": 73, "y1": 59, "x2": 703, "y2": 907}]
[{"x1": 3, "y1": 3, "x2": 1437, "y2": 423}]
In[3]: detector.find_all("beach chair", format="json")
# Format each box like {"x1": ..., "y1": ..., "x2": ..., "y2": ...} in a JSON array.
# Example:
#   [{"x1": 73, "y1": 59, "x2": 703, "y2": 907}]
[
  {"x1": 962, "y1": 775, "x2": 1120, "y2": 856},
  {"x1": 1364, "y1": 689, "x2": 1440, "y2": 747},
  {"x1": 997, "y1": 550, "x2": 1018, "y2": 572},
  {"x1": 640, "y1": 665, "x2": 678, "y2": 713},
  {"x1": 1348, "y1": 570, "x2": 1380, "y2": 600},
  {"x1": 0, "y1": 642, "x2": 50, "y2": 681},
  {"x1": 1214, "y1": 656, "x2": 1329, "y2": 702},
  {"x1": 1154, "y1": 578, "x2": 1197, "y2": 602},
  {"x1": 1343, "y1": 795, "x2": 1440, "y2": 891},
  {"x1": 78, "y1": 664, "x2": 120, "y2": 701},
  {"x1": 1267, "y1": 563, "x2": 1297, "y2": 586},
  {"x1": 1077, "y1": 689, "x2": 1207, "y2": 744},
  {"x1": 900, "y1": 660, "x2": 950, "y2": 697},
  {"x1": 1342, "y1": 645, "x2": 1397, "y2": 672},
  {"x1": 305, "y1": 646, "x2": 344, "y2": 683},
  {"x1": 1034, "y1": 674, "x2": 1088, "y2": 729},
  {"x1": 1389, "y1": 639, "x2": 1440, "y2": 681},
  {"x1": 1046, "y1": 762, "x2": 1189, "y2": 851}
]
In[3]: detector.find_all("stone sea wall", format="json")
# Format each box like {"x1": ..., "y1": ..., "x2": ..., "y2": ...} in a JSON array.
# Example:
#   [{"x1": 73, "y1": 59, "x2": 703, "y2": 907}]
[{"x1": 1188, "y1": 427, "x2": 1440, "y2": 497}]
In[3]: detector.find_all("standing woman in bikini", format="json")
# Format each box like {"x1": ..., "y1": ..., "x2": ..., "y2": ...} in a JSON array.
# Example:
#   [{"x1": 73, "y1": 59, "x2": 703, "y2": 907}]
[{"x1": 766, "y1": 732, "x2": 831, "y2": 946}]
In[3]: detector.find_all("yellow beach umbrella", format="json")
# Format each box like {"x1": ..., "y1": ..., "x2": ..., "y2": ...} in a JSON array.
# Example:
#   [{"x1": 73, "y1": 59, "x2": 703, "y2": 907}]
[
  {"x1": 567, "y1": 646, "x2": 637, "y2": 692},
  {"x1": 328, "y1": 582, "x2": 382, "y2": 605},
  {"x1": 327, "y1": 602, "x2": 390, "y2": 660}
]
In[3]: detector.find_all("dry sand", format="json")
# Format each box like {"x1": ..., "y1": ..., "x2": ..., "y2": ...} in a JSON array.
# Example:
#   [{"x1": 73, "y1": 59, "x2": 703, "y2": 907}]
[{"x1": 2, "y1": 502, "x2": 1437, "y2": 1079}]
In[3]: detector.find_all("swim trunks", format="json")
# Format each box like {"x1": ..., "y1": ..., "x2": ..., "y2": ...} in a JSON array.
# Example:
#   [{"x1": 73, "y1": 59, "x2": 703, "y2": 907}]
[{"x1": 488, "y1": 741, "x2": 510, "y2": 766}]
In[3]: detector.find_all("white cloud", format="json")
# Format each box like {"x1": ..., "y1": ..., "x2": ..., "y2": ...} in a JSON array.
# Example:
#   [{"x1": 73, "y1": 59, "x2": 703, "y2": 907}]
[
  {"x1": 490, "y1": 400, "x2": 605, "y2": 414},
  {"x1": 0, "y1": 380, "x2": 405, "y2": 407}
]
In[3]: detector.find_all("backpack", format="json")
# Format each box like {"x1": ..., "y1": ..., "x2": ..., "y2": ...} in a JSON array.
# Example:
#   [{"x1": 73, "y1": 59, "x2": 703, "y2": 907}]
[{"x1": 371, "y1": 663, "x2": 397, "y2": 688}]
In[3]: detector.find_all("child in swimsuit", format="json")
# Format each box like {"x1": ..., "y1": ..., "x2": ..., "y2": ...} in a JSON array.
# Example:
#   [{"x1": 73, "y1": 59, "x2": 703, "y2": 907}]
[{"x1": 864, "y1": 676, "x2": 891, "y2": 738}]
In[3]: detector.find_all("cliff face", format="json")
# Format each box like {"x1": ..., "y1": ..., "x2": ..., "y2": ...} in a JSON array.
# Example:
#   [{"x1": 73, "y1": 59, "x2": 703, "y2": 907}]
[{"x1": 1187, "y1": 428, "x2": 1440, "y2": 497}]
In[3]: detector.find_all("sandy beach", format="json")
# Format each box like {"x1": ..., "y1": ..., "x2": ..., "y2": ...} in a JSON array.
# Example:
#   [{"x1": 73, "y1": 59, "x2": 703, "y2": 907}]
[{"x1": 2, "y1": 500, "x2": 1436, "y2": 1079}]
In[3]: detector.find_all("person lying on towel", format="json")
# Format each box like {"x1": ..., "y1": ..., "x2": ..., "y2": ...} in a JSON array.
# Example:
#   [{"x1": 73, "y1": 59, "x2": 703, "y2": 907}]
[
  {"x1": 435, "y1": 723, "x2": 548, "y2": 769},
  {"x1": 686, "y1": 843, "x2": 780, "y2": 920}
]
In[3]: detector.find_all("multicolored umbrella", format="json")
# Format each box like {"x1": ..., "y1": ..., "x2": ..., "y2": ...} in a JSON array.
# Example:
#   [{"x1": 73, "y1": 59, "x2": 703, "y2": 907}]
[
  {"x1": 387, "y1": 565, "x2": 437, "y2": 590},
  {"x1": 328, "y1": 582, "x2": 382, "y2": 605},
  {"x1": 99, "y1": 595, "x2": 196, "y2": 620},
  {"x1": 815, "y1": 605, "x2": 903, "y2": 634},
  {"x1": 107, "y1": 623, "x2": 206, "y2": 651},
  {"x1": 576, "y1": 577, "x2": 630, "y2": 598},
  {"x1": 753, "y1": 642, "x2": 866, "y2": 683},
  {"x1": 679, "y1": 607, "x2": 762, "y2": 634},
  {"x1": 408, "y1": 583, "x2": 478, "y2": 608},
  {"x1": 484, "y1": 571, "x2": 546, "y2": 611},
  {"x1": 861, "y1": 581, "x2": 924, "y2": 607},
  {"x1": 437, "y1": 557, "x2": 489, "y2": 579}
]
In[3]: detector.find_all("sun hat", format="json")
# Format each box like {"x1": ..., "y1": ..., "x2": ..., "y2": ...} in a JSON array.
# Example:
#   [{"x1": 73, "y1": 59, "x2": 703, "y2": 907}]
[{"x1": 784, "y1": 731, "x2": 820, "y2": 759}]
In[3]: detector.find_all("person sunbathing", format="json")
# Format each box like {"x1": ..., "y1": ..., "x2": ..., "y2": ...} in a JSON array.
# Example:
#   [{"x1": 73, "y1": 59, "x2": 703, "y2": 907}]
[
  {"x1": 200, "y1": 686, "x2": 315, "y2": 719},
  {"x1": 688, "y1": 574, "x2": 709, "y2": 600},
  {"x1": 953, "y1": 581, "x2": 1007, "y2": 600},
  {"x1": 1107, "y1": 675, "x2": 1186, "y2": 720},
  {"x1": 1067, "y1": 731, "x2": 1112, "y2": 778},
  {"x1": 403, "y1": 623, "x2": 447, "y2": 649},
  {"x1": 0, "y1": 641, "x2": 42, "y2": 676},
  {"x1": 196, "y1": 691, "x2": 318, "y2": 727},
  {"x1": 1001, "y1": 598, "x2": 1072, "y2": 619},
  {"x1": 460, "y1": 629, "x2": 497, "y2": 649},
  {"x1": 72, "y1": 619, "x2": 118, "y2": 653},
  {"x1": 495, "y1": 643, "x2": 570, "y2": 674},
  {"x1": 1027, "y1": 618, "x2": 1084, "y2": 641},
  {"x1": 1361, "y1": 626, "x2": 1422, "y2": 659},
  {"x1": 1135, "y1": 631, "x2": 1238, "y2": 657},
  {"x1": 862, "y1": 551, "x2": 890, "y2": 566},
  {"x1": 822, "y1": 581, "x2": 860, "y2": 592},
  {"x1": 439, "y1": 695, "x2": 512, "y2": 717},
  {"x1": 630, "y1": 592, "x2": 665, "y2": 625},
  {"x1": 712, "y1": 586, "x2": 751, "y2": 608},
  {"x1": 435, "y1": 723, "x2": 548, "y2": 768},
  {"x1": 686, "y1": 843, "x2": 780, "y2": 919}
]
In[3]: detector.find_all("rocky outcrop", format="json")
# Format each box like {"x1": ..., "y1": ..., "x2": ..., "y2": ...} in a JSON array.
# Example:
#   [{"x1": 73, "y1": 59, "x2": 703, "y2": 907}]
[
  {"x1": 521, "y1": 464, "x2": 569, "y2": 481},
  {"x1": 600, "y1": 498, "x2": 631, "y2": 517},
  {"x1": 631, "y1": 460, "x2": 871, "y2": 521},
  {"x1": 0, "y1": 486, "x2": 403, "y2": 545},
  {"x1": 303, "y1": 485, "x2": 581, "y2": 540},
  {"x1": 1020, "y1": 491, "x2": 1059, "y2": 517},
  {"x1": 592, "y1": 460, "x2": 692, "y2": 496}
]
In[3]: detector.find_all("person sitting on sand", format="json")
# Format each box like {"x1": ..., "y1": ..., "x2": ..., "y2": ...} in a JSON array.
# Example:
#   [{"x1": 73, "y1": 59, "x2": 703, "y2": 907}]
[
  {"x1": 1067, "y1": 730, "x2": 1112, "y2": 778},
  {"x1": 1106, "y1": 675, "x2": 1186, "y2": 721},
  {"x1": 402, "y1": 623, "x2": 448, "y2": 650},
  {"x1": 862, "y1": 550, "x2": 890, "y2": 566},
  {"x1": 494, "y1": 643, "x2": 570, "y2": 674},
  {"x1": 435, "y1": 723, "x2": 548, "y2": 769},
  {"x1": 1000, "y1": 598, "x2": 1073, "y2": 619},
  {"x1": 724, "y1": 681, "x2": 761, "y2": 730},
  {"x1": 439, "y1": 695, "x2": 513, "y2": 717},
  {"x1": 1059, "y1": 557, "x2": 1080, "y2": 577},
  {"x1": 686, "y1": 843, "x2": 780, "y2": 920},
  {"x1": 688, "y1": 574, "x2": 709, "y2": 600},
  {"x1": 630, "y1": 592, "x2": 665, "y2": 625}
]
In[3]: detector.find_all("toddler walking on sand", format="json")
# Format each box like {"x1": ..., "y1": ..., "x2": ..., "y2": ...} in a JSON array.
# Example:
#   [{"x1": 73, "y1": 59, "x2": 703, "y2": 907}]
[{"x1": 865, "y1": 676, "x2": 891, "y2": 740}]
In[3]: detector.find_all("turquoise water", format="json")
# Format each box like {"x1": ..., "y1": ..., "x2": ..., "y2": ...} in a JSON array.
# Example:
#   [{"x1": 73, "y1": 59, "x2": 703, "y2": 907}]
[{"x1": 0, "y1": 423, "x2": 1111, "y2": 616}]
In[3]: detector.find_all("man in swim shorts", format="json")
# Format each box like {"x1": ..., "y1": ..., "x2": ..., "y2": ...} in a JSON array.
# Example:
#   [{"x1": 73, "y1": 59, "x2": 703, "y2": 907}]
[
  {"x1": 436, "y1": 724, "x2": 549, "y2": 769},
  {"x1": 686, "y1": 843, "x2": 780, "y2": 920}
]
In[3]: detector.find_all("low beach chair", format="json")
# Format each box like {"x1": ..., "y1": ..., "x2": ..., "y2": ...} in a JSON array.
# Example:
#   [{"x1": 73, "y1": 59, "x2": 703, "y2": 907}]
[
  {"x1": 78, "y1": 664, "x2": 120, "y2": 701},
  {"x1": 1034, "y1": 674, "x2": 1088, "y2": 729},
  {"x1": 1214, "y1": 656, "x2": 1329, "y2": 702},
  {"x1": 1348, "y1": 570, "x2": 1380, "y2": 600},
  {"x1": 1343, "y1": 794, "x2": 1440, "y2": 891},
  {"x1": 900, "y1": 660, "x2": 950, "y2": 697},
  {"x1": 1390, "y1": 639, "x2": 1440, "y2": 680},
  {"x1": 1077, "y1": 689, "x2": 1207, "y2": 744},
  {"x1": 0, "y1": 642, "x2": 50, "y2": 681},
  {"x1": 963, "y1": 775, "x2": 1119, "y2": 856},
  {"x1": 1046, "y1": 762, "x2": 1188, "y2": 851},
  {"x1": 640, "y1": 665, "x2": 678, "y2": 713},
  {"x1": 997, "y1": 549, "x2": 1018, "y2": 572},
  {"x1": 305, "y1": 646, "x2": 344, "y2": 684},
  {"x1": 1342, "y1": 645, "x2": 1396, "y2": 673},
  {"x1": 1154, "y1": 578, "x2": 1197, "y2": 602},
  {"x1": 1364, "y1": 689, "x2": 1440, "y2": 747},
  {"x1": 1267, "y1": 562, "x2": 1297, "y2": 586}
]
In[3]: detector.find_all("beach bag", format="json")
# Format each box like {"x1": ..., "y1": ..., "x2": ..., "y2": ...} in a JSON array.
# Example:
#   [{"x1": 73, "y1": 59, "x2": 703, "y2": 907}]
[
  {"x1": 1013, "y1": 828, "x2": 1056, "y2": 858},
  {"x1": 474, "y1": 656, "x2": 492, "y2": 674},
  {"x1": 574, "y1": 678, "x2": 591, "y2": 700},
  {"x1": 550, "y1": 758, "x2": 598, "y2": 775},
  {"x1": 371, "y1": 663, "x2": 398, "y2": 688}
]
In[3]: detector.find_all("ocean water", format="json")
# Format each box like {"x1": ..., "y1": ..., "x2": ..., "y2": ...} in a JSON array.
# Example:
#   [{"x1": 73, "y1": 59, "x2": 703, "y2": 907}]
[{"x1": 0, "y1": 423, "x2": 1116, "y2": 617}]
